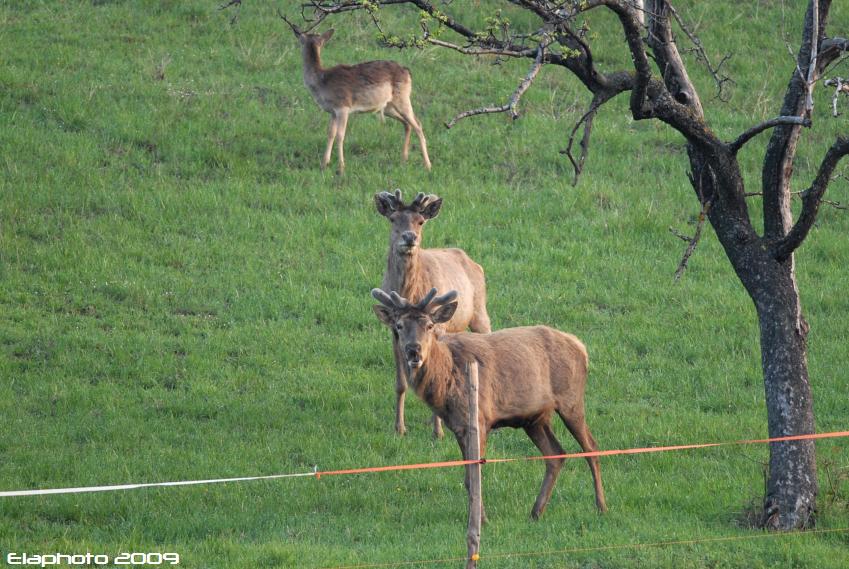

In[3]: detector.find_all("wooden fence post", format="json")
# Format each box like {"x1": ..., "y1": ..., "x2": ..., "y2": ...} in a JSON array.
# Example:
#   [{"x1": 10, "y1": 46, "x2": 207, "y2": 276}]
[{"x1": 466, "y1": 361, "x2": 482, "y2": 569}]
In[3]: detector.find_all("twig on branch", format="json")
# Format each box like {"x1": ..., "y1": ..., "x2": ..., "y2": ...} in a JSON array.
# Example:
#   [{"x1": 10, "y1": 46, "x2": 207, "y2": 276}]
[
  {"x1": 560, "y1": 94, "x2": 612, "y2": 186},
  {"x1": 306, "y1": 0, "x2": 410, "y2": 15},
  {"x1": 667, "y1": 2, "x2": 735, "y2": 101},
  {"x1": 670, "y1": 201, "x2": 711, "y2": 281},
  {"x1": 745, "y1": 187, "x2": 846, "y2": 210},
  {"x1": 669, "y1": 226, "x2": 692, "y2": 242},
  {"x1": 825, "y1": 77, "x2": 849, "y2": 117},
  {"x1": 425, "y1": 36, "x2": 535, "y2": 58},
  {"x1": 728, "y1": 116, "x2": 811, "y2": 154},
  {"x1": 306, "y1": 0, "x2": 479, "y2": 40},
  {"x1": 821, "y1": 199, "x2": 847, "y2": 210},
  {"x1": 219, "y1": 0, "x2": 241, "y2": 24},
  {"x1": 445, "y1": 43, "x2": 546, "y2": 129}
]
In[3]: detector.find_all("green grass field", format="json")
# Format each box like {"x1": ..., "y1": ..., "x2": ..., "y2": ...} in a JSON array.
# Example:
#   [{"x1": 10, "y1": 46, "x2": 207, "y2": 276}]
[{"x1": 1, "y1": 1, "x2": 848, "y2": 567}]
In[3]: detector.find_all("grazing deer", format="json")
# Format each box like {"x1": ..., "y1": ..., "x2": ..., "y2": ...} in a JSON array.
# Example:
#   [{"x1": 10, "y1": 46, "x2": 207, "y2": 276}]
[
  {"x1": 371, "y1": 288, "x2": 607, "y2": 521},
  {"x1": 375, "y1": 190, "x2": 491, "y2": 438},
  {"x1": 285, "y1": 17, "x2": 431, "y2": 174}
]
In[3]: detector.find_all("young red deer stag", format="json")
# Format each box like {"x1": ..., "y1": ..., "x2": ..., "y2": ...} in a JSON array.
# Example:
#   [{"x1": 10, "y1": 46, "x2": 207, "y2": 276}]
[
  {"x1": 285, "y1": 18, "x2": 431, "y2": 174},
  {"x1": 375, "y1": 190, "x2": 491, "y2": 438},
  {"x1": 371, "y1": 288, "x2": 607, "y2": 520}
]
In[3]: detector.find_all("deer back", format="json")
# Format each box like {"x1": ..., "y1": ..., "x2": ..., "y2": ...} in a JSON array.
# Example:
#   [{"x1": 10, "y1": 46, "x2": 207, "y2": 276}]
[
  {"x1": 309, "y1": 60, "x2": 411, "y2": 114},
  {"x1": 385, "y1": 247, "x2": 484, "y2": 334},
  {"x1": 441, "y1": 326, "x2": 589, "y2": 428}
]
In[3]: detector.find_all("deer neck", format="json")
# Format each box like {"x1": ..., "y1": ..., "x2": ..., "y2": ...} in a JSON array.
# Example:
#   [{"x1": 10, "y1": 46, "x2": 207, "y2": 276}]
[
  {"x1": 301, "y1": 45, "x2": 324, "y2": 86},
  {"x1": 384, "y1": 246, "x2": 426, "y2": 301},
  {"x1": 408, "y1": 341, "x2": 457, "y2": 414}
]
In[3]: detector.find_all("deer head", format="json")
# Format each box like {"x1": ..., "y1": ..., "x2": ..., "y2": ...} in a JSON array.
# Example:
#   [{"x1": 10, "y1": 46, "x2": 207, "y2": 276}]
[
  {"x1": 372, "y1": 288, "x2": 458, "y2": 370},
  {"x1": 375, "y1": 190, "x2": 443, "y2": 256}
]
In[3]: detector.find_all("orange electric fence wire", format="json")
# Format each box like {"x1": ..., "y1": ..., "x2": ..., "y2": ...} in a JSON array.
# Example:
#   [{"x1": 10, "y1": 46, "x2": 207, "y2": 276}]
[
  {"x1": 322, "y1": 527, "x2": 849, "y2": 569},
  {"x1": 2, "y1": 430, "x2": 847, "y2": 497},
  {"x1": 3, "y1": 430, "x2": 847, "y2": 568},
  {"x1": 314, "y1": 430, "x2": 849, "y2": 478}
]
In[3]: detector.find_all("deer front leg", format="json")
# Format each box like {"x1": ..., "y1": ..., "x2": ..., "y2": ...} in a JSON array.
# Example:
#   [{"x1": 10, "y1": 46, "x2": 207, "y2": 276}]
[
  {"x1": 392, "y1": 333, "x2": 407, "y2": 436},
  {"x1": 322, "y1": 114, "x2": 338, "y2": 170},
  {"x1": 334, "y1": 107, "x2": 350, "y2": 175}
]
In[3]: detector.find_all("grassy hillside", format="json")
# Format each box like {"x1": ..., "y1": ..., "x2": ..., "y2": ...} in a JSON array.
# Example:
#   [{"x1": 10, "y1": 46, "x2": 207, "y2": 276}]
[{"x1": 1, "y1": 1, "x2": 848, "y2": 568}]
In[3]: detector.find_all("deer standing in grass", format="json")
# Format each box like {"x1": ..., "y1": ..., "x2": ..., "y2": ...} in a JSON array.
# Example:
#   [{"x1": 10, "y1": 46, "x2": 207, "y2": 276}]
[
  {"x1": 371, "y1": 288, "x2": 607, "y2": 521},
  {"x1": 285, "y1": 18, "x2": 431, "y2": 174},
  {"x1": 376, "y1": 190, "x2": 491, "y2": 438}
]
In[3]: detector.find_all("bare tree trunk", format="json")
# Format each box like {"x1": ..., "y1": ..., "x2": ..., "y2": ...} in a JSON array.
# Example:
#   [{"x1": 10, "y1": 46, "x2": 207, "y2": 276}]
[
  {"x1": 687, "y1": 139, "x2": 817, "y2": 529},
  {"x1": 754, "y1": 268, "x2": 817, "y2": 529}
]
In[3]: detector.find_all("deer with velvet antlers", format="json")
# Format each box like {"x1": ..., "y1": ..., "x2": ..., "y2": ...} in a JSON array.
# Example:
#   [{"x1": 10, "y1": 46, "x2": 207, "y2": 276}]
[
  {"x1": 371, "y1": 287, "x2": 607, "y2": 521},
  {"x1": 375, "y1": 190, "x2": 491, "y2": 438},
  {"x1": 284, "y1": 16, "x2": 431, "y2": 174}
]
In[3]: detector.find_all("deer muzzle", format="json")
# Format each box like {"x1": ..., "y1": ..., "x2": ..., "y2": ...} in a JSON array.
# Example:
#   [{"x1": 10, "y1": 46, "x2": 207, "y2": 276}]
[
  {"x1": 397, "y1": 231, "x2": 418, "y2": 253},
  {"x1": 404, "y1": 343, "x2": 423, "y2": 369}
]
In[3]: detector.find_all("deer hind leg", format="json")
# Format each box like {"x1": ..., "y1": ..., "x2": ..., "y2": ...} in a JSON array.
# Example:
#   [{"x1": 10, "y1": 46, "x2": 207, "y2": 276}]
[
  {"x1": 334, "y1": 107, "x2": 350, "y2": 174},
  {"x1": 391, "y1": 334, "x2": 408, "y2": 436},
  {"x1": 558, "y1": 409, "x2": 607, "y2": 513},
  {"x1": 396, "y1": 101, "x2": 431, "y2": 171},
  {"x1": 524, "y1": 422, "x2": 567, "y2": 520},
  {"x1": 322, "y1": 114, "x2": 339, "y2": 170},
  {"x1": 430, "y1": 413, "x2": 444, "y2": 439},
  {"x1": 385, "y1": 106, "x2": 412, "y2": 163}
]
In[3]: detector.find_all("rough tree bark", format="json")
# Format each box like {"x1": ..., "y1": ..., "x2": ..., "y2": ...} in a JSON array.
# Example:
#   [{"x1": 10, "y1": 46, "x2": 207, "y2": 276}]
[{"x1": 286, "y1": 0, "x2": 849, "y2": 530}]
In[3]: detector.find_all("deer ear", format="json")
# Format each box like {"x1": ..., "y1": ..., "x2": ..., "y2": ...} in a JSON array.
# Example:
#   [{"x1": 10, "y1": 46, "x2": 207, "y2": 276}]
[
  {"x1": 420, "y1": 197, "x2": 442, "y2": 220},
  {"x1": 373, "y1": 305, "x2": 395, "y2": 327},
  {"x1": 321, "y1": 29, "x2": 335, "y2": 43},
  {"x1": 430, "y1": 301, "x2": 457, "y2": 324}
]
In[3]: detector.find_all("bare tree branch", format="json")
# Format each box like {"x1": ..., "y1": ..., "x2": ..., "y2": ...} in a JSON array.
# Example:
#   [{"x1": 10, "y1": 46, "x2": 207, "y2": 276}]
[
  {"x1": 804, "y1": 1, "x2": 819, "y2": 112},
  {"x1": 560, "y1": 94, "x2": 614, "y2": 185},
  {"x1": 306, "y1": 0, "x2": 479, "y2": 40},
  {"x1": 424, "y1": 36, "x2": 535, "y2": 58},
  {"x1": 507, "y1": 0, "x2": 555, "y2": 22},
  {"x1": 825, "y1": 77, "x2": 849, "y2": 116},
  {"x1": 761, "y1": 2, "x2": 824, "y2": 242},
  {"x1": 445, "y1": 44, "x2": 546, "y2": 129},
  {"x1": 817, "y1": 37, "x2": 849, "y2": 73},
  {"x1": 772, "y1": 136, "x2": 849, "y2": 261},
  {"x1": 608, "y1": 0, "x2": 654, "y2": 118},
  {"x1": 728, "y1": 116, "x2": 811, "y2": 154}
]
